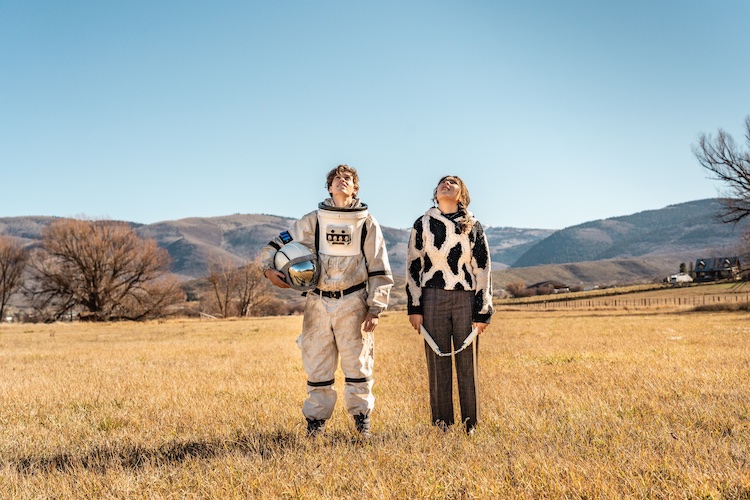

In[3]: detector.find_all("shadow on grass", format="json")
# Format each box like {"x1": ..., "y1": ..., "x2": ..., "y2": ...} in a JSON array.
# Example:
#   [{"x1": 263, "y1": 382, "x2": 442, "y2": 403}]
[
  {"x1": 11, "y1": 429, "x2": 308, "y2": 475},
  {"x1": 10, "y1": 426, "x2": 392, "y2": 475},
  {"x1": 11, "y1": 425, "x2": 426, "y2": 475}
]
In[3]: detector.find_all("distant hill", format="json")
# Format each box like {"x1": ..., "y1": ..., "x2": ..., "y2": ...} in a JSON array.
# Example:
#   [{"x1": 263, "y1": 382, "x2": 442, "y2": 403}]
[
  {"x1": 485, "y1": 227, "x2": 556, "y2": 269},
  {"x1": 492, "y1": 257, "x2": 689, "y2": 290},
  {"x1": 134, "y1": 214, "x2": 297, "y2": 279},
  {"x1": 0, "y1": 216, "x2": 60, "y2": 244},
  {"x1": 1, "y1": 198, "x2": 745, "y2": 289},
  {"x1": 512, "y1": 199, "x2": 747, "y2": 268},
  {"x1": 0, "y1": 213, "x2": 551, "y2": 280}
]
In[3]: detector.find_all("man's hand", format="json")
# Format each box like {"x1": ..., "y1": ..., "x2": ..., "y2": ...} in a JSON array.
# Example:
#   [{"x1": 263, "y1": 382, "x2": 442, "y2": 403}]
[
  {"x1": 409, "y1": 314, "x2": 423, "y2": 333},
  {"x1": 264, "y1": 269, "x2": 291, "y2": 289},
  {"x1": 363, "y1": 313, "x2": 379, "y2": 332}
]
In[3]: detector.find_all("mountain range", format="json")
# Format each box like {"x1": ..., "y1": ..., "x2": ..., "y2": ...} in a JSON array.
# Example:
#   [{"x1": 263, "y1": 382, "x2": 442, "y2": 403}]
[{"x1": 1, "y1": 198, "x2": 745, "y2": 289}]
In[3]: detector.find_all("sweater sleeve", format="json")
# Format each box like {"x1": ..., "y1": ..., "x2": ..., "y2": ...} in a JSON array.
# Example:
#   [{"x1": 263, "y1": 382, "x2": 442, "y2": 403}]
[
  {"x1": 470, "y1": 221, "x2": 493, "y2": 323},
  {"x1": 405, "y1": 217, "x2": 425, "y2": 315}
]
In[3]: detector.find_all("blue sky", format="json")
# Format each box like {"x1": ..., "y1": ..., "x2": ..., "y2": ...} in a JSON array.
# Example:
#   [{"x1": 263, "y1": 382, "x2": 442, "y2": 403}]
[{"x1": 2, "y1": 1, "x2": 749, "y2": 230}]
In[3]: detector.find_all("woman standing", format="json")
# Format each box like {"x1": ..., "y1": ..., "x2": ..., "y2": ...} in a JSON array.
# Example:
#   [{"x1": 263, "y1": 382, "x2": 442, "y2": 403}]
[{"x1": 406, "y1": 175, "x2": 493, "y2": 433}]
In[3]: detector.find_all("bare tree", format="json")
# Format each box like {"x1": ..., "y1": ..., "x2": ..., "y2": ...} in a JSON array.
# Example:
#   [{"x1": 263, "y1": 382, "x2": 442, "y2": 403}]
[
  {"x1": 505, "y1": 279, "x2": 527, "y2": 298},
  {"x1": 206, "y1": 256, "x2": 240, "y2": 317},
  {"x1": 206, "y1": 257, "x2": 274, "y2": 317},
  {"x1": 28, "y1": 219, "x2": 184, "y2": 321},
  {"x1": 235, "y1": 260, "x2": 273, "y2": 317},
  {"x1": 0, "y1": 236, "x2": 29, "y2": 320},
  {"x1": 692, "y1": 115, "x2": 750, "y2": 224}
]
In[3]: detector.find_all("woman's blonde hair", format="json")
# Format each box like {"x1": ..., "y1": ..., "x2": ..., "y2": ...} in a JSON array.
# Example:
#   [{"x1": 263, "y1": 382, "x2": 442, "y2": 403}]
[{"x1": 433, "y1": 175, "x2": 475, "y2": 234}]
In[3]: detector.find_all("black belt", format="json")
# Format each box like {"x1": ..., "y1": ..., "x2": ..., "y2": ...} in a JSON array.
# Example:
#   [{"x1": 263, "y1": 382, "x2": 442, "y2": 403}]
[{"x1": 313, "y1": 282, "x2": 366, "y2": 299}]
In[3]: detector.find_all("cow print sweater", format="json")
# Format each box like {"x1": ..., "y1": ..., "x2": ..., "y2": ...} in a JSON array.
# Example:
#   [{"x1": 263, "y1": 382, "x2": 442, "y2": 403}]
[{"x1": 406, "y1": 207, "x2": 493, "y2": 323}]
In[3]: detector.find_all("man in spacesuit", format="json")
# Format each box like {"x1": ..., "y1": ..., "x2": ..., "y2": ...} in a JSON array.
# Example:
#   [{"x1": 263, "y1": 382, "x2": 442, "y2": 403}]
[{"x1": 260, "y1": 164, "x2": 393, "y2": 437}]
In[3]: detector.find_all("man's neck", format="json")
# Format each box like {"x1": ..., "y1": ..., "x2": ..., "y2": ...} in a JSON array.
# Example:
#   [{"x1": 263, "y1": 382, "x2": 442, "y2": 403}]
[{"x1": 332, "y1": 194, "x2": 354, "y2": 207}]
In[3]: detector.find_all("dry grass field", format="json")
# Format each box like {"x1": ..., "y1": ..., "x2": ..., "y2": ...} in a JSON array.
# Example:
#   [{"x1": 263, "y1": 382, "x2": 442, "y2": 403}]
[{"x1": 2, "y1": 301, "x2": 750, "y2": 498}]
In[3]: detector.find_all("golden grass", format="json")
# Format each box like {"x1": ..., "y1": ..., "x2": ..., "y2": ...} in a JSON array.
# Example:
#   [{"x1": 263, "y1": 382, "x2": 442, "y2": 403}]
[{"x1": 1, "y1": 310, "x2": 749, "y2": 498}]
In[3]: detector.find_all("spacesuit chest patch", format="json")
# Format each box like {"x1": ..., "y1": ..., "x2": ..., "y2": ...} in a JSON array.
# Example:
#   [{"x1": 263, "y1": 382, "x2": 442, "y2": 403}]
[
  {"x1": 317, "y1": 206, "x2": 368, "y2": 257},
  {"x1": 326, "y1": 224, "x2": 353, "y2": 245}
]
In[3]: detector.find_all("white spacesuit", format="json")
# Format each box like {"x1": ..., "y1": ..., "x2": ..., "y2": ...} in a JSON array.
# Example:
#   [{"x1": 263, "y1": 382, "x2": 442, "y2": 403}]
[{"x1": 260, "y1": 198, "x2": 393, "y2": 435}]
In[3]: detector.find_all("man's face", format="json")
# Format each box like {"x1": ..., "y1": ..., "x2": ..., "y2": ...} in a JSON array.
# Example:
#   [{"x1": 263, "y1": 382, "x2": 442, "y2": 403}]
[{"x1": 330, "y1": 172, "x2": 357, "y2": 198}]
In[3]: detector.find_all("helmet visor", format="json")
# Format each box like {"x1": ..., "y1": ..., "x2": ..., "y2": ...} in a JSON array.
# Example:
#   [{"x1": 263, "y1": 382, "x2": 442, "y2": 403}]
[{"x1": 288, "y1": 260, "x2": 317, "y2": 288}]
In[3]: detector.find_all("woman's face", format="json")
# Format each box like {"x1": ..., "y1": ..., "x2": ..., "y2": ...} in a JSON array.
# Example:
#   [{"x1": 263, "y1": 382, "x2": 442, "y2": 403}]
[{"x1": 435, "y1": 177, "x2": 461, "y2": 203}]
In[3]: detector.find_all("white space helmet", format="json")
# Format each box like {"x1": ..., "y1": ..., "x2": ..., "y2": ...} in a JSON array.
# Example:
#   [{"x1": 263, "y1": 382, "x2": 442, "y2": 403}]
[{"x1": 273, "y1": 242, "x2": 319, "y2": 291}]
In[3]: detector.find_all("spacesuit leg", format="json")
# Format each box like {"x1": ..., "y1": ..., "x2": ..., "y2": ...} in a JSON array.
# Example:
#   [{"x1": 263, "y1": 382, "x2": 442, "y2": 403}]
[
  {"x1": 299, "y1": 294, "x2": 338, "y2": 421},
  {"x1": 333, "y1": 288, "x2": 374, "y2": 416}
]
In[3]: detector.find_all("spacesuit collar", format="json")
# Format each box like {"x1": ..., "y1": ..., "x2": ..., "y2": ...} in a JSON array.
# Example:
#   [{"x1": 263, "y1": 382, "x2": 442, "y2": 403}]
[{"x1": 319, "y1": 198, "x2": 368, "y2": 212}]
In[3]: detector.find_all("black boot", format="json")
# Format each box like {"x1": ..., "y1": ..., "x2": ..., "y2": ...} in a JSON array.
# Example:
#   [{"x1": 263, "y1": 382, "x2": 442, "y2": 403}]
[
  {"x1": 306, "y1": 418, "x2": 326, "y2": 437},
  {"x1": 353, "y1": 413, "x2": 371, "y2": 438}
]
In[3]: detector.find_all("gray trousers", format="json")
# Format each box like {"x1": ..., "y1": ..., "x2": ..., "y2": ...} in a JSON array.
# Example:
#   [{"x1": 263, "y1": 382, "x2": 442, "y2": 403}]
[{"x1": 422, "y1": 287, "x2": 479, "y2": 430}]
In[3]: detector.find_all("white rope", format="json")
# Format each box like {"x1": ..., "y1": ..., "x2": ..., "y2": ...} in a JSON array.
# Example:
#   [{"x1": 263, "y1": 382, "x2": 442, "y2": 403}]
[{"x1": 419, "y1": 325, "x2": 479, "y2": 357}]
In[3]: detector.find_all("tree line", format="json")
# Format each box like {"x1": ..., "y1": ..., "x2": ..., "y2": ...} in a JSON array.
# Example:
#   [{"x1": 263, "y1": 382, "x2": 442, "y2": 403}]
[{"x1": 0, "y1": 219, "x2": 286, "y2": 322}]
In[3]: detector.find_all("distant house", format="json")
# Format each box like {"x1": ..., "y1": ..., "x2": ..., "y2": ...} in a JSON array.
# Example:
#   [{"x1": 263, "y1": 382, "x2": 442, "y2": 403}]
[
  {"x1": 669, "y1": 273, "x2": 693, "y2": 285},
  {"x1": 527, "y1": 280, "x2": 570, "y2": 294},
  {"x1": 694, "y1": 257, "x2": 742, "y2": 282}
]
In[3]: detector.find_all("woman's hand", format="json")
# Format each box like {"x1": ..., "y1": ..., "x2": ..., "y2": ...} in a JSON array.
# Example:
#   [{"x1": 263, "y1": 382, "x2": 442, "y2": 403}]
[
  {"x1": 409, "y1": 314, "x2": 423, "y2": 332},
  {"x1": 473, "y1": 322, "x2": 489, "y2": 335}
]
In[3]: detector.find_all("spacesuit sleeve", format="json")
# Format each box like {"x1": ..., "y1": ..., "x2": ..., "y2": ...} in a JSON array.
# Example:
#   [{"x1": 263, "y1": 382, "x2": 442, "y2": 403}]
[
  {"x1": 363, "y1": 215, "x2": 393, "y2": 316},
  {"x1": 258, "y1": 211, "x2": 318, "y2": 272}
]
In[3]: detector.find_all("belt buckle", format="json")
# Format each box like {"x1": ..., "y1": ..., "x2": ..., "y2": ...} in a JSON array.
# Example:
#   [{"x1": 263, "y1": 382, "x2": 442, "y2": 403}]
[{"x1": 333, "y1": 290, "x2": 342, "y2": 299}]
